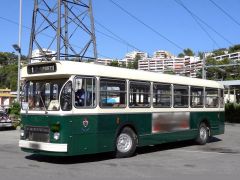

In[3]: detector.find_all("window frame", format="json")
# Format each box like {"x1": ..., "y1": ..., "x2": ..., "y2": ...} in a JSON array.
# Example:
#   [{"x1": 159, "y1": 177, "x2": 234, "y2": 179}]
[
  {"x1": 74, "y1": 76, "x2": 97, "y2": 109},
  {"x1": 129, "y1": 80, "x2": 151, "y2": 108},
  {"x1": 190, "y1": 86, "x2": 204, "y2": 108},
  {"x1": 173, "y1": 84, "x2": 189, "y2": 108},
  {"x1": 99, "y1": 78, "x2": 127, "y2": 108},
  {"x1": 152, "y1": 82, "x2": 172, "y2": 108},
  {"x1": 205, "y1": 87, "x2": 219, "y2": 108},
  {"x1": 219, "y1": 89, "x2": 224, "y2": 108},
  {"x1": 60, "y1": 80, "x2": 73, "y2": 111}
]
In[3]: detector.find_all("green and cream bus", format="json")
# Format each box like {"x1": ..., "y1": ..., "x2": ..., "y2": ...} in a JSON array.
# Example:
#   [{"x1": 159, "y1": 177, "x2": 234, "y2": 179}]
[{"x1": 19, "y1": 61, "x2": 224, "y2": 157}]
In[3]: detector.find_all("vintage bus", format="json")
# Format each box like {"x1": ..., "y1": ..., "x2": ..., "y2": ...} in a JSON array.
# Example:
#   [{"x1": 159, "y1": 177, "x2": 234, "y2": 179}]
[{"x1": 19, "y1": 61, "x2": 224, "y2": 157}]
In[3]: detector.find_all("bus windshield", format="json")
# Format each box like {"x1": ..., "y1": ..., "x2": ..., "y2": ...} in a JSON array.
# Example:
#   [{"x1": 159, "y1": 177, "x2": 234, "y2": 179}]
[{"x1": 22, "y1": 79, "x2": 68, "y2": 111}]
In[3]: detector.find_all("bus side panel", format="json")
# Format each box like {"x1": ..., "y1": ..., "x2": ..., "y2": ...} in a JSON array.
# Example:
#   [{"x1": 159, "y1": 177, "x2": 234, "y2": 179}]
[
  {"x1": 97, "y1": 114, "x2": 127, "y2": 153},
  {"x1": 190, "y1": 111, "x2": 225, "y2": 136},
  {"x1": 68, "y1": 115, "x2": 99, "y2": 156},
  {"x1": 97, "y1": 113, "x2": 152, "y2": 153},
  {"x1": 138, "y1": 130, "x2": 197, "y2": 147},
  {"x1": 127, "y1": 113, "x2": 152, "y2": 135},
  {"x1": 138, "y1": 113, "x2": 197, "y2": 147}
]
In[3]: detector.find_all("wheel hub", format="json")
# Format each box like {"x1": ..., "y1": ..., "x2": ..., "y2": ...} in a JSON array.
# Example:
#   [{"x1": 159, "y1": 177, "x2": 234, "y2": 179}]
[{"x1": 117, "y1": 133, "x2": 133, "y2": 153}]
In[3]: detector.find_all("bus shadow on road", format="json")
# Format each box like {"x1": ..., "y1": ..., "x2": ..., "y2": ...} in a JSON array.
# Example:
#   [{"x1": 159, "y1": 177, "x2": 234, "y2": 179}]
[
  {"x1": 137, "y1": 137, "x2": 222, "y2": 155},
  {"x1": 25, "y1": 137, "x2": 222, "y2": 164},
  {"x1": 25, "y1": 152, "x2": 116, "y2": 164}
]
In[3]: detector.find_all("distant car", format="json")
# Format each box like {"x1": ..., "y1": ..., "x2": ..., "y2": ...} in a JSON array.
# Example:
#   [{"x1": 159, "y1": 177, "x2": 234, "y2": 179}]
[{"x1": 0, "y1": 111, "x2": 13, "y2": 129}]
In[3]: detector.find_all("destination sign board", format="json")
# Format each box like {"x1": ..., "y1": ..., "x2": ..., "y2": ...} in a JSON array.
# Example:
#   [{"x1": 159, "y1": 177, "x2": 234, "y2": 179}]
[{"x1": 27, "y1": 63, "x2": 57, "y2": 74}]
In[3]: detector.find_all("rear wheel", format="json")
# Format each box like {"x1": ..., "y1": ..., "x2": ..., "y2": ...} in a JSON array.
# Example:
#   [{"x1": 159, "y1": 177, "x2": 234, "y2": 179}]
[
  {"x1": 116, "y1": 127, "x2": 137, "y2": 158},
  {"x1": 196, "y1": 123, "x2": 209, "y2": 145}
]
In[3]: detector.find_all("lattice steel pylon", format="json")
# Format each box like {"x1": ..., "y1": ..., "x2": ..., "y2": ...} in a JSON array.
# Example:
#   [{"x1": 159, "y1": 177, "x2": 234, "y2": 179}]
[{"x1": 28, "y1": 0, "x2": 97, "y2": 62}]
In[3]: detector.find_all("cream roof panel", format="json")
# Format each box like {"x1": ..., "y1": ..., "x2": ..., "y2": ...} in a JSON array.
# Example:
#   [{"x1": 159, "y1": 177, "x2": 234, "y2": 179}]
[{"x1": 21, "y1": 61, "x2": 223, "y2": 89}]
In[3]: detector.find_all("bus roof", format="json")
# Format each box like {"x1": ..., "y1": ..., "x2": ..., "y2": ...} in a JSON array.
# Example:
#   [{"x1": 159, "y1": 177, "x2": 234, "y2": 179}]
[{"x1": 21, "y1": 61, "x2": 223, "y2": 89}]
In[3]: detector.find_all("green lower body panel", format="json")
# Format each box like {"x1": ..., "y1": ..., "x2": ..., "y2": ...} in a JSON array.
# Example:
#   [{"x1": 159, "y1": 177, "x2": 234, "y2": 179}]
[{"x1": 20, "y1": 110, "x2": 224, "y2": 156}]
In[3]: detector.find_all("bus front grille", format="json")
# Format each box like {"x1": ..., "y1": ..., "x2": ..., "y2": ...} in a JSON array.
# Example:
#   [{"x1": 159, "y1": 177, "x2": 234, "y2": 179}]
[{"x1": 25, "y1": 126, "x2": 50, "y2": 143}]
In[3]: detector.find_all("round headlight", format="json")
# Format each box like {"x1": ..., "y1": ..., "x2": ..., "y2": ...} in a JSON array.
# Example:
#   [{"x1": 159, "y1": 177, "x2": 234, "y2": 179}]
[
  {"x1": 20, "y1": 130, "x2": 25, "y2": 137},
  {"x1": 53, "y1": 132, "x2": 60, "y2": 140}
]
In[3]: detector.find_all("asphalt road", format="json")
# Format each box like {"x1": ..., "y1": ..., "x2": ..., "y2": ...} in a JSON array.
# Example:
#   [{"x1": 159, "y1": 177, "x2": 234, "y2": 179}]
[{"x1": 0, "y1": 124, "x2": 240, "y2": 180}]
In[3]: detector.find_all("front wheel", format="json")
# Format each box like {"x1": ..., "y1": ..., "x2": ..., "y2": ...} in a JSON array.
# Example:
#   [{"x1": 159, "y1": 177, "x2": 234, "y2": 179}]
[
  {"x1": 116, "y1": 127, "x2": 137, "y2": 158},
  {"x1": 195, "y1": 123, "x2": 209, "y2": 145}
]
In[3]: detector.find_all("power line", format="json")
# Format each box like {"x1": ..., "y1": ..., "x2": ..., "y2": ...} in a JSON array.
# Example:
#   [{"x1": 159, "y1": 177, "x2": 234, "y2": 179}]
[
  {"x1": 209, "y1": 0, "x2": 240, "y2": 28},
  {"x1": 174, "y1": 0, "x2": 220, "y2": 48},
  {"x1": 108, "y1": 0, "x2": 184, "y2": 51},
  {"x1": 94, "y1": 19, "x2": 141, "y2": 51},
  {"x1": 0, "y1": 15, "x2": 112, "y2": 59},
  {"x1": 174, "y1": 0, "x2": 233, "y2": 46}
]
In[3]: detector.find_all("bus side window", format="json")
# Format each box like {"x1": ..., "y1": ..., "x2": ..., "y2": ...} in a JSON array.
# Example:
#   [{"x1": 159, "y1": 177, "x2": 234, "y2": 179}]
[
  {"x1": 173, "y1": 85, "x2": 189, "y2": 108},
  {"x1": 75, "y1": 77, "x2": 96, "y2": 108},
  {"x1": 129, "y1": 81, "x2": 150, "y2": 108},
  {"x1": 60, "y1": 81, "x2": 72, "y2": 111},
  {"x1": 153, "y1": 83, "x2": 171, "y2": 108},
  {"x1": 205, "y1": 88, "x2": 219, "y2": 108},
  {"x1": 190, "y1": 86, "x2": 204, "y2": 108},
  {"x1": 99, "y1": 78, "x2": 126, "y2": 108}
]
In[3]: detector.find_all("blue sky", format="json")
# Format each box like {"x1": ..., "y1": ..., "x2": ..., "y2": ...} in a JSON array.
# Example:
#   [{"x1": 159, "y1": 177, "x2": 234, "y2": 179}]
[{"x1": 0, "y1": 0, "x2": 240, "y2": 59}]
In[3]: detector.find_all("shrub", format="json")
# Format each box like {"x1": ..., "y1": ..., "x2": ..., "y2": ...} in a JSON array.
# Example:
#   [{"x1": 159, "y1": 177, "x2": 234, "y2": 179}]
[{"x1": 225, "y1": 103, "x2": 240, "y2": 123}]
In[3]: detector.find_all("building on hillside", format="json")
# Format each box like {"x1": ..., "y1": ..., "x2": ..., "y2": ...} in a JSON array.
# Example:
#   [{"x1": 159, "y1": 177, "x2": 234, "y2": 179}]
[
  {"x1": 123, "y1": 51, "x2": 148, "y2": 67},
  {"x1": 95, "y1": 58, "x2": 114, "y2": 65},
  {"x1": 138, "y1": 51, "x2": 202, "y2": 78},
  {"x1": 153, "y1": 50, "x2": 173, "y2": 59},
  {"x1": 95, "y1": 58, "x2": 125, "y2": 66},
  {"x1": 212, "y1": 51, "x2": 240, "y2": 62},
  {"x1": 0, "y1": 89, "x2": 17, "y2": 109}
]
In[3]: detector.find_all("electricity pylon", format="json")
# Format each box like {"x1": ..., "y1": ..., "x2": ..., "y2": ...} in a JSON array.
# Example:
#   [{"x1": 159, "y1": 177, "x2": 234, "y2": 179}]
[{"x1": 28, "y1": 0, "x2": 97, "y2": 62}]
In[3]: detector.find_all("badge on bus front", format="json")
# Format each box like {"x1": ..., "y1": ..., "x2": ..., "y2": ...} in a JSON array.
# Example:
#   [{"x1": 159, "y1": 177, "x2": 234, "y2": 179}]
[{"x1": 83, "y1": 118, "x2": 89, "y2": 128}]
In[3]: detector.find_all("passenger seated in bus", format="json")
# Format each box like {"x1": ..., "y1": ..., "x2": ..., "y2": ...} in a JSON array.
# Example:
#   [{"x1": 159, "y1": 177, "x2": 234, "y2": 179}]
[{"x1": 75, "y1": 88, "x2": 85, "y2": 106}]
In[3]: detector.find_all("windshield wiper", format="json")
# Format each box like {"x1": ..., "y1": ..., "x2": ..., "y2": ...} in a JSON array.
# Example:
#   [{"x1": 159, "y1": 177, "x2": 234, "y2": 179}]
[{"x1": 37, "y1": 85, "x2": 48, "y2": 114}]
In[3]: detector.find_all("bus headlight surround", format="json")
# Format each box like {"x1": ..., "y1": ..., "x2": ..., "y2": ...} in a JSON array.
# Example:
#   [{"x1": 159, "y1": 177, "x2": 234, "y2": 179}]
[
  {"x1": 53, "y1": 132, "x2": 60, "y2": 140},
  {"x1": 20, "y1": 129, "x2": 25, "y2": 137}
]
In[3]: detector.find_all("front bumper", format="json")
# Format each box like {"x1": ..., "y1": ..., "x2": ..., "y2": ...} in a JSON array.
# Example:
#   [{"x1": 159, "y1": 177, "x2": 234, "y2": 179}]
[
  {"x1": 19, "y1": 140, "x2": 68, "y2": 152},
  {"x1": 0, "y1": 122, "x2": 13, "y2": 127}
]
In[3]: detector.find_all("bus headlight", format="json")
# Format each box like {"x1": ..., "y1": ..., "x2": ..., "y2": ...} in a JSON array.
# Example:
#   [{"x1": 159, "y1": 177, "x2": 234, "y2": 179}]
[
  {"x1": 53, "y1": 132, "x2": 60, "y2": 140},
  {"x1": 20, "y1": 130, "x2": 25, "y2": 137}
]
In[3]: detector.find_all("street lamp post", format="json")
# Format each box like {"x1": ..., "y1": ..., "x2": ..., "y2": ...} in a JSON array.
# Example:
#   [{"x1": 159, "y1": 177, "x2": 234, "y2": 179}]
[{"x1": 12, "y1": 0, "x2": 22, "y2": 102}]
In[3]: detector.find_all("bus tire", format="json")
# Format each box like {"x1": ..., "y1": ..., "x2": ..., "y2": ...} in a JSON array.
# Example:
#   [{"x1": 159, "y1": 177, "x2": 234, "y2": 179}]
[
  {"x1": 196, "y1": 123, "x2": 209, "y2": 145},
  {"x1": 116, "y1": 127, "x2": 137, "y2": 158}
]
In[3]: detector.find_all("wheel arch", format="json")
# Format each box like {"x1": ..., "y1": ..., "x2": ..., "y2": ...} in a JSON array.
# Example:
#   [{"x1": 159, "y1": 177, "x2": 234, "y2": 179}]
[
  {"x1": 199, "y1": 118, "x2": 211, "y2": 136},
  {"x1": 115, "y1": 122, "x2": 138, "y2": 144}
]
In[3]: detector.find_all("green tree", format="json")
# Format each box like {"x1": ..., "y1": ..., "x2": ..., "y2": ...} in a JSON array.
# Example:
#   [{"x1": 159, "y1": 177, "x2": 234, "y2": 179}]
[
  {"x1": 127, "y1": 62, "x2": 134, "y2": 69},
  {"x1": 133, "y1": 54, "x2": 141, "y2": 69},
  {"x1": 212, "y1": 48, "x2": 227, "y2": 56},
  {"x1": 121, "y1": 62, "x2": 126, "y2": 68},
  {"x1": 9, "y1": 102, "x2": 20, "y2": 117},
  {"x1": 109, "y1": 60, "x2": 119, "y2": 67},
  {"x1": 197, "y1": 52, "x2": 204, "y2": 59},
  {"x1": 177, "y1": 53, "x2": 185, "y2": 58},
  {"x1": 0, "y1": 52, "x2": 9, "y2": 65},
  {"x1": 183, "y1": 48, "x2": 194, "y2": 56},
  {"x1": 229, "y1": 44, "x2": 240, "y2": 53}
]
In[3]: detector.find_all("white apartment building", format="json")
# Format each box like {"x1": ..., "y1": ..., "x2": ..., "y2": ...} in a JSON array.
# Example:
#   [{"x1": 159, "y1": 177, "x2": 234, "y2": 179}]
[
  {"x1": 138, "y1": 51, "x2": 202, "y2": 78},
  {"x1": 31, "y1": 49, "x2": 56, "y2": 63},
  {"x1": 95, "y1": 58, "x2": 125, "y2": 66},
  {"x1": 213, "y1": 51, "x2": 240, "y2": 62},
  {"x1": 123, "y1": 51, "x2": 148, "y2": 67},
  {"x1": 153, "y1": 50, "x2": 173, "y2": 59},
  {"x1": 125, "y1": 51, "x2": 148, "y2": 59}
]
